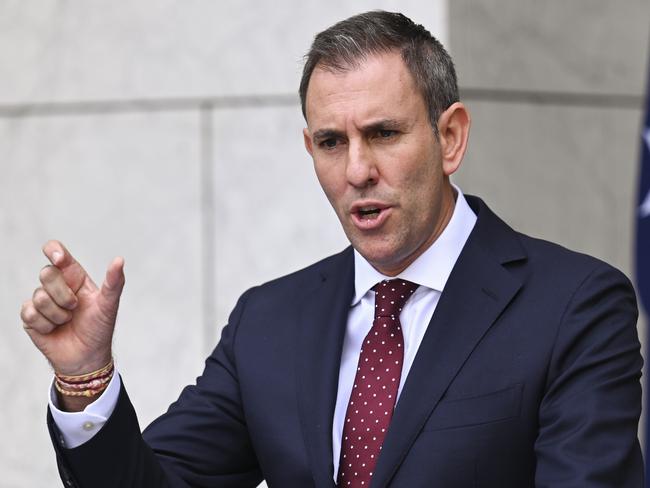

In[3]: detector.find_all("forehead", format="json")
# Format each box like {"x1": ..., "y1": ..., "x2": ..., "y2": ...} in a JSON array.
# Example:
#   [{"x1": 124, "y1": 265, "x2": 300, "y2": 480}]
[{"x1": 304, "y1": 51, "x2": 425, "y2": 127}]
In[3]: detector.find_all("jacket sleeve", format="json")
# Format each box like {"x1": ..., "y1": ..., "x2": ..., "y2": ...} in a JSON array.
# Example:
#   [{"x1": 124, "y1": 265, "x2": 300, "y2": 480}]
[
  {"x1": 534, "y1": 263, "x2": 644, "y2": 487},
  {"x1": 47, "y1": 288, "x2": 264, "y2": 488}
]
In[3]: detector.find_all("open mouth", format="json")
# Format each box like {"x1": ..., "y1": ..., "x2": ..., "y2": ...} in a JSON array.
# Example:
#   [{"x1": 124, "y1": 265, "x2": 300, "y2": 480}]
[
  {"x1": 357, "y1": 207, "x2": 382, "y2": 220},
  {"x1": 350, "y1": 203, "x2": 391, "y2": 229}
]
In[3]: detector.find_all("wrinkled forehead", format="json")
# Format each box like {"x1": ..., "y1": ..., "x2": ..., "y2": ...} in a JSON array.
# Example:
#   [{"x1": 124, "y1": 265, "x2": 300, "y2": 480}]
[{"x1": 304, "y1": 51, "x2": 421, "y2": 125}]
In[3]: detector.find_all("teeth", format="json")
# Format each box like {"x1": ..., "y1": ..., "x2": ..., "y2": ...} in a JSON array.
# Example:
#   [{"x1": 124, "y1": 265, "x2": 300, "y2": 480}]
[
  {"x1": 358, "y1": 207, "x2": 381, "y2": 219},
  {"x1": 359, "y1": 207, "x2": 380, "y2": 216}
]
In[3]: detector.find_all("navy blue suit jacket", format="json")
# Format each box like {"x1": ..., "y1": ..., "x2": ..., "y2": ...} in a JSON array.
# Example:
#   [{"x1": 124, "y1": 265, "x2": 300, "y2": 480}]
[{"x1": 48, "y1": 196, "x2": 644, "y2": 487}]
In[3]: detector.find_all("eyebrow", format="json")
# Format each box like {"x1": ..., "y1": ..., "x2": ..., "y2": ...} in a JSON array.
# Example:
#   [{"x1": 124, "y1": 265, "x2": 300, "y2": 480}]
[
  {"x1": 312, "y1": 129, "x2": 344, "y2": 141},
  {"x1": 311, "y1": 119, "x2": 407, "y2": 141},
  {"x1": 361, "y1": 118, "x2": 406, "y2": 133}
]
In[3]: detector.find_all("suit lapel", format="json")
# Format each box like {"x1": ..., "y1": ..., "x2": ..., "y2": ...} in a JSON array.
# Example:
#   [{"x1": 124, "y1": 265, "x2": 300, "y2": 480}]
[
  {"x1": 296, "y1": 248, "x2": 354, "y2": 488},
  {"x1": 371, "y1": 197, "x2": 526, "y2": 487}
]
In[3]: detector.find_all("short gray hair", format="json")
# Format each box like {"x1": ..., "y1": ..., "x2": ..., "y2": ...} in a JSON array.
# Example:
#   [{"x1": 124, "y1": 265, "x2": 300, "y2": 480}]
[{"x1": 299, "y1": 10, "x2": 459, "y2": 136}]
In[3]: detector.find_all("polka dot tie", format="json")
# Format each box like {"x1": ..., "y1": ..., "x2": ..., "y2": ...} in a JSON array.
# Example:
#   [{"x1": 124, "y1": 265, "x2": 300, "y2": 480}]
[{"x1": 337, "y1": 279, "x2": 419, "y2": 487}]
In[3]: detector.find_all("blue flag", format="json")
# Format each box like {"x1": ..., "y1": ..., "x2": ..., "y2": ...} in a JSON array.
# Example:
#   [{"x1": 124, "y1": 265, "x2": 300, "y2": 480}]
[
  {"x1": 639, "y1": 79, "x2": 650, "y2": 314},
  {"x1": 638, "y1": 69, "x2": 650, "y2": 487}
]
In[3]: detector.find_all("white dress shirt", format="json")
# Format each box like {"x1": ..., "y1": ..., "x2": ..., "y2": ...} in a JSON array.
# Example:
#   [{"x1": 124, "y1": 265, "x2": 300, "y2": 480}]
[
  {"x1": 49, "y1": 370, "x2": 121, "y2": 448},
  {"x1": 331, "y1": 188, "x2": 476, "y2": 478},
  {"x1": 50, "y1": 188, "x2": 477, "y2": 475}
]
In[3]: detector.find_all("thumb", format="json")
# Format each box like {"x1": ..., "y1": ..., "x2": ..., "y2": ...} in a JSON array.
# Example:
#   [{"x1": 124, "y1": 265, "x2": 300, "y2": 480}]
[{"x1": 98, "y1": 257, "x2": 126, "y2": 316}]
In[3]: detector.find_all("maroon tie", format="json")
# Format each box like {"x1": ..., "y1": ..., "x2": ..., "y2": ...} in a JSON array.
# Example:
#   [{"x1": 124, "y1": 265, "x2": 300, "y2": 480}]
[{"x1": 337, "y1": 279, "x2": 419, "y2": 487}]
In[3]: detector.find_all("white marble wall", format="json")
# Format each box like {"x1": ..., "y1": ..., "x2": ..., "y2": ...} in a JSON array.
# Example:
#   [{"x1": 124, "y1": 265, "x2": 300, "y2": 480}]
[
  {"x1": 450, "y1": 0, "x2": 649, "y2": 274},
  {"x1": 0, "y1": 111, "x2": 206, "y2": 484},
  {"x1": 4, "y1": 1, "x2": 647, "y2": 485},
  {"x1": 448, "y1": 0, "x2": 650, "y2": 448},
  {"x1": 0, "y1": 1, "x2": 447, "y2": 103},
  {"x1": 0, "y1": 2, "x2": 447, "y2": 486}
]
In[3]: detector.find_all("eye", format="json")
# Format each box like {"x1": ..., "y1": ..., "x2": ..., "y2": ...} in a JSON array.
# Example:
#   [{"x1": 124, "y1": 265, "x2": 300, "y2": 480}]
[
  {"x1": 319, "y1": 138, "x2": 340, "y2": 150},
  {"x1": 377, "y1": 129, "x2": 398, "y2": 139}
]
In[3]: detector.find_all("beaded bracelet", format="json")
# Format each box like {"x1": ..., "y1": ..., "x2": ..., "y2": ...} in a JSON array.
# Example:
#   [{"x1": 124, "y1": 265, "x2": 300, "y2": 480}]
[
  {"x1": 54, "y1": 359, "x2": 114, "y2": 397},
  {"x1": 56, "y1": 374, "x2": 112, "y2": 391}
]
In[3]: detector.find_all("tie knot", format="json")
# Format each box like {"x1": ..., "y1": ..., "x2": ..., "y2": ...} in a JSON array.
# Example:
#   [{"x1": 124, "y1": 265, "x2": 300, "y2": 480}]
[{"x1": 373, "y1": 279, "x2": 418, "y2": 319}]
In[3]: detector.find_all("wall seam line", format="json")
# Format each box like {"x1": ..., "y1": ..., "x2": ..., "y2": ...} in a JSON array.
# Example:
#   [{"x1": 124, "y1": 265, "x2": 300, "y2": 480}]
[
  {"x1": 200, "y1": 103, "x2": 216, "y2": 353},
  {"x1": 0, "y1": 89, "x2": 644, "y2": 118}
]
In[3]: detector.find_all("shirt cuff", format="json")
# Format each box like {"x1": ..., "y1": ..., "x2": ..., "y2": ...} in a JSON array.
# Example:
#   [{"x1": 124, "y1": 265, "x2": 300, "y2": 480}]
[{"x1": 48, "y1": 370, "x2": 122, "y2": 449}]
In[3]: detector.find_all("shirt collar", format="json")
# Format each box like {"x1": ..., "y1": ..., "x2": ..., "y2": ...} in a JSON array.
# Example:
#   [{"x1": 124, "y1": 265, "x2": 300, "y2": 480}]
[{"x1": 352, "y1": 185, "x2": 477, "y2": 305}]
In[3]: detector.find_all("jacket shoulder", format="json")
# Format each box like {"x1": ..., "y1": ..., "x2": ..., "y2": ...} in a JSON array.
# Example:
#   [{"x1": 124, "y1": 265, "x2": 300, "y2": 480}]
[
  {"x1": 466, "y1": 194, "x2": 631, "y2": 285},
  {"x1": 515, "y1": 231, "x2": 632, "y2": 287},
  {"x1": 237, "y1": 247, "x2": 353, "y2": 306}
]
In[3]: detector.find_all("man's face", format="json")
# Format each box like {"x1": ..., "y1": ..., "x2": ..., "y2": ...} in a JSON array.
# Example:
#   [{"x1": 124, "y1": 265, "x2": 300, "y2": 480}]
[{"x1": 303, "y1": 50, "x2": 458, "y2": 276}]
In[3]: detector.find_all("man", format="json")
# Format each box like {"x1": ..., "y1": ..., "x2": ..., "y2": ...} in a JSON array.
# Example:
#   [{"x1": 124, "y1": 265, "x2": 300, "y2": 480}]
[{"x1": 21, "y1": 11, "x2": 643, "y2": 488}]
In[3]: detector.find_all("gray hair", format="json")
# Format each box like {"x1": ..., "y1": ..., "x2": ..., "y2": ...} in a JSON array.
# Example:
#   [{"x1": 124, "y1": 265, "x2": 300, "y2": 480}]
[{"x1": 299, "y1": 11, "x2": 459, "y2": 136}]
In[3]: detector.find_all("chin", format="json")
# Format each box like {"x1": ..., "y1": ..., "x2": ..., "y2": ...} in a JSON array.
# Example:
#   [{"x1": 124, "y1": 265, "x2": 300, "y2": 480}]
[{"x1": 355, "y1": 244, "x2": 402, "y2": 272}]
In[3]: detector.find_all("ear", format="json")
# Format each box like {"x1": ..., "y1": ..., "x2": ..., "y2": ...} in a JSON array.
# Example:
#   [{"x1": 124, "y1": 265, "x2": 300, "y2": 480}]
[
  {"x1": 303, "y1": 128, "x2": 314, "y2": 157},
  {"x1": 436, "y1": 102, "x2": 471, "y2": 177}
]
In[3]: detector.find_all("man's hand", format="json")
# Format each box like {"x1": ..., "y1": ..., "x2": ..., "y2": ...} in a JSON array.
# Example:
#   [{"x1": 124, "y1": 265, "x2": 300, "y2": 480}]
[{"x1": 21, "y1": 240, "x2": 125, "y2": 408}]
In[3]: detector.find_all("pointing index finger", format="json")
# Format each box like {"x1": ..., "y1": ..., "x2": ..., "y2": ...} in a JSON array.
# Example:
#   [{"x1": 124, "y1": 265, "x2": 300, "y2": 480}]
[
  {"x1": 41, "y1": 240, "x2": 92, "y2": 293},
  {"x1": 42, "y1": 240, "x2": 72, "y2": 268}
]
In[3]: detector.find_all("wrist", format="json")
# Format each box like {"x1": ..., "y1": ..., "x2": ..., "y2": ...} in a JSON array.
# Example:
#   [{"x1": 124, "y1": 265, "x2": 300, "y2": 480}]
[
  {"x1": 54, "y1": 358, "x2": 114, "y2": 399},
  {"x1": 53, "y1": 351, "x2": 113, "y2": 377},
  {"x1": 55, "y1": 391, "x2": 103, "y2": 413}
]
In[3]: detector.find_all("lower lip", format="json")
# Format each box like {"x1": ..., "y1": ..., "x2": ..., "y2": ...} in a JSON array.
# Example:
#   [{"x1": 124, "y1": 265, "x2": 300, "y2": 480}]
[{"x1": 351, "y1": 207, "x2": 392, "y2": 231}]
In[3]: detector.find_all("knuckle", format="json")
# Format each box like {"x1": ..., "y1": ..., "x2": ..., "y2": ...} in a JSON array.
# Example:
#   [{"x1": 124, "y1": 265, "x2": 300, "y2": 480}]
[
  {"x1": 61, "y1": 292, "x2": 77, "y2": 308},
  {"x1": 32, "y1": 288, "x2": 49, "y2": 308},
  {"x1": 53, "y1": 309, "x2": 72, "y2": 325},
  {"x1": 43, "y1": 323, "x2": 57, "y2": 334},
  {"x1": 40, "y1": 324, "x2": 55, "y2": 334},
  {"x1": 39, "y1": 265, "x2": 56, "y2": 283},
  {"x1": 21, "y1": 304, "x2": 37, "y2": 323}
]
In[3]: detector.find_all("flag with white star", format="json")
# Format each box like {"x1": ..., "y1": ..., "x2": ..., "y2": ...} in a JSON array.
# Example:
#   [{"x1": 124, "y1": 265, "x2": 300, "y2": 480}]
[{"x1": 638, "y1": 66, "x2": 650, "y2": 488}]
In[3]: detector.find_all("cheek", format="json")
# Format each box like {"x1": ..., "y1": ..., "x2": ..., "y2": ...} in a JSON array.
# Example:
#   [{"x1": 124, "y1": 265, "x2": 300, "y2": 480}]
[
  {"x1": 399, "y1": 163, "x2": 442, "y2": 215},
  {"x1": 399, "y1": 157, "x2": 438, "y2": 191}
]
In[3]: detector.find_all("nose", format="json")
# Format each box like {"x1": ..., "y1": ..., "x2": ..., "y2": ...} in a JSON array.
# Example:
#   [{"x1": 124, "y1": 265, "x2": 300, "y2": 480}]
[{"x1": 346, "y1": 140, "x2": 378, "y2": 188}]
